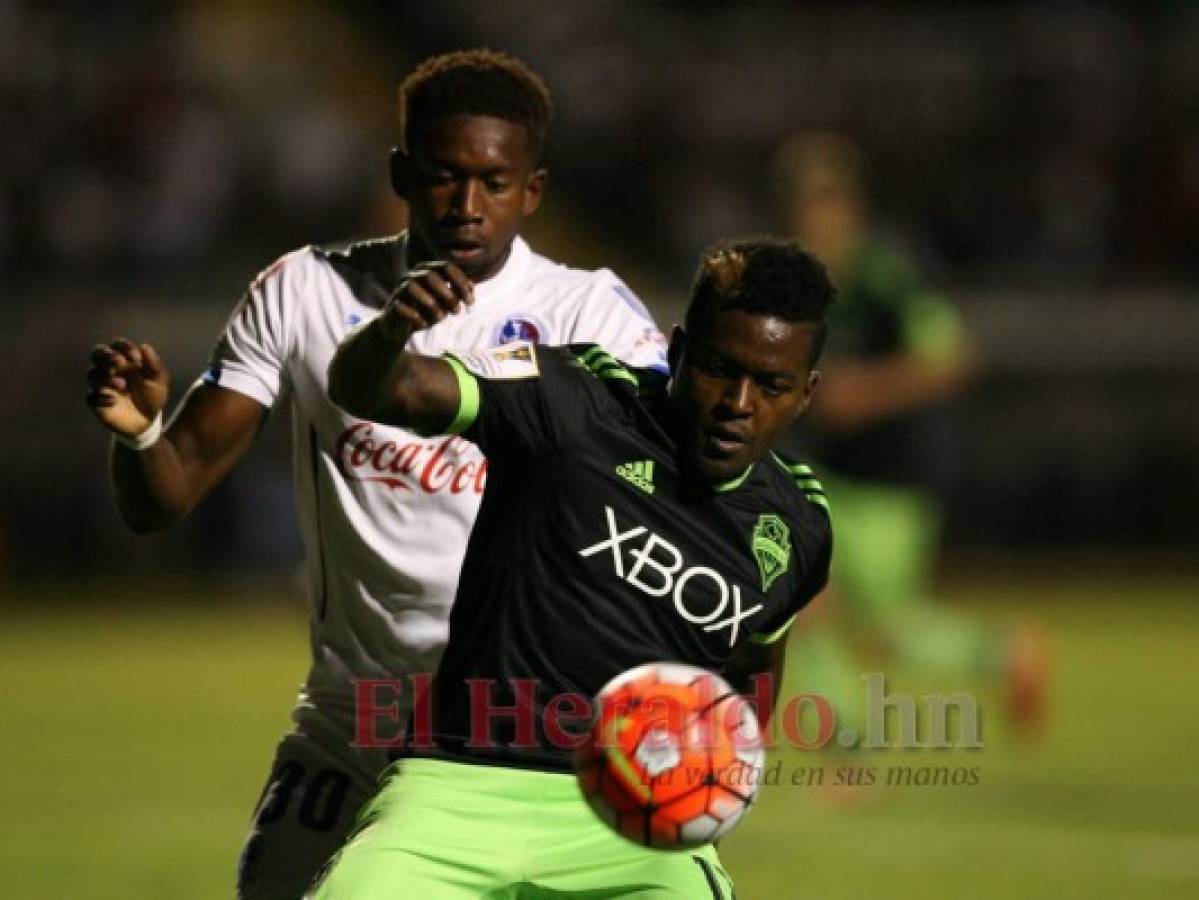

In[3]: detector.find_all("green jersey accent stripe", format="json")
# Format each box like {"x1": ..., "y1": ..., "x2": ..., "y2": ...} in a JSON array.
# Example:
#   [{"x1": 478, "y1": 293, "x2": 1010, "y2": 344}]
[
  {"x1": 714, "y1": 464, "x2": 754, "y2": 493},
  {"x1": 586, "y1": 358, "x2": 624, "y2": 375},
  {"x1": 804, "y1": 492, "x2": 830, "y2": 511},
  {"x1": 578, "y1": 345, "x2": 611, "y2": 365},
  {"x1": 749, "y1": 612, "x2": 797, "y2": 645},
  {"x1": 575, "y1": 349, "x2": 639, "y2": 387},
  {"x1": 443, "y1": 355, "x2": 481, "y2": 435},
  {"x1": 771, "y1": 453, "x2": 827, "y2": 500},
  {"x1": 594, "y1": 368, "x2": 639, "y2": 386},
  {"x1": 578, "y1": 349, "x2": 619, "y2": 369}
]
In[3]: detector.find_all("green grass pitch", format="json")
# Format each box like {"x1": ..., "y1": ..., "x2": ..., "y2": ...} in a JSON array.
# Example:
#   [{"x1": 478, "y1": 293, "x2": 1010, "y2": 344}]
[{"x1": 2, "y1": 569, "x2": 1197, "y2": 898}]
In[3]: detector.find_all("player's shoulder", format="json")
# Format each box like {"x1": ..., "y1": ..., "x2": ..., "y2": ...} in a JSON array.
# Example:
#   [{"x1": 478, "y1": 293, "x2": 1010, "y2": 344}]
[
  {"x1": 312, "y1": 233, "x2": 404, "y2": 269},
  {"x1": 524, "y1": 244, "x2": 608, "y2": 287},
  {"x1": 525, "y1": 247, "x2": 648, "y2": 311},
  {"x1": 311, "y1": 234, "x2": 405, "y2": 305},
  {"x1": 486, "y1": 341, "x2": 658, "y2": 412},
  {"x1": 559, "y1": 342, "x2": 669, "y2": 398},
  {"x1": 244, "y1": 235, "x2": 400, "y2": 296},
  {"x1": 476, "y1": 342, "x2": 639, "y2": 393},
  {"x1": 762, "y1": 451, "x2": 832, "y2": 526},
  {"x1": 754, "y1": 453, "x2": 833, "y2": 580},
  {"x1": 246, "y1": 244, "x2": 322, "y2": 291}
]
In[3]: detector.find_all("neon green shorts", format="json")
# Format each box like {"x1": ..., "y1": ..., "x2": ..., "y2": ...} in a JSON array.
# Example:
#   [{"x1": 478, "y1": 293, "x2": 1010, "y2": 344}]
[{"x1": 307, "y1": 758, "x2": 735, "y2": 899}]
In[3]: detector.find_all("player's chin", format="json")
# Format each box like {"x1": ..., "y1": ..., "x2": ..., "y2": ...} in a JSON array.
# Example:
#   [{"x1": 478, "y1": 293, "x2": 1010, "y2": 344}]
[
  {"x1": 693, "y1": 449, "x2": 754, "y2": 486},
  {"x1": 438, "y1": 242, "x2": 497, "y2": 279}
]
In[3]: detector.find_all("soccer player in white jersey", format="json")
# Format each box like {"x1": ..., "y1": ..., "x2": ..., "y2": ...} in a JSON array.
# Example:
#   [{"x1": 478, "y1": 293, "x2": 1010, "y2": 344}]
[{"x1": 84, "y1": 49, "x2": 668, "y2": 900}]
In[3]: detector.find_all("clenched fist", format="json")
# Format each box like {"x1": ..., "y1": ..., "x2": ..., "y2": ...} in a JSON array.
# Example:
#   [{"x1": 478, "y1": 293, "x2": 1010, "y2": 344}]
[
  {"x1": 378, "y1": 260, "x2": 474, "y2": 344},
  {"x1": 85, "y1": 339, "x2": 171, "y2": 440}
]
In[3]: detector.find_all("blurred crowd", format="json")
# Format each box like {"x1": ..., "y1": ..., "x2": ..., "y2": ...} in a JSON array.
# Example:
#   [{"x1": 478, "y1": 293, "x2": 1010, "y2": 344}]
[
  {"x1": 4, "y1": 1, "x2": 1199, "y2": 290},
  {"x1": 1, "y1": 1, "x2": 397, "y2": 281}
]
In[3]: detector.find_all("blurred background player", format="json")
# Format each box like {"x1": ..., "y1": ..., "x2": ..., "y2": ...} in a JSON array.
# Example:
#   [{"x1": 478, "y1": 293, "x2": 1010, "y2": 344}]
[
  {"x1": 84, "y1": 49, "x2": 667, "y2": 900},
  {"x1": 772, "y1": 133, "x2": 1048, "y2": 736}
]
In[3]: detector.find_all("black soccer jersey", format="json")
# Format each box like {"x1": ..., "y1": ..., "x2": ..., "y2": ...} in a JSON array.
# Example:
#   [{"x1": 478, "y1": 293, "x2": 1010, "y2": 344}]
[{"x1": 417, "y1": 342, "x2": 832, "y2": 771}]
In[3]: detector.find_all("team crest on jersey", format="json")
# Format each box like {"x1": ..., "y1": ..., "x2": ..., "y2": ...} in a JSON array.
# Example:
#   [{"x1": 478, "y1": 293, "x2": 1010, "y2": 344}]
[
  {"x1": 752, "y1": 514, "x2": 791, "y2": 592},
  {"x1": 494, "y1": 314, "x2": 546, "y2": 346}
]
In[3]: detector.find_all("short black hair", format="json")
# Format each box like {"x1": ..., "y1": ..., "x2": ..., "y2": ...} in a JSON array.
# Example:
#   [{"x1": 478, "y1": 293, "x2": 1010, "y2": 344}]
[
  {"x1": 398, "y1": 49, "x2": 553, "y2": 163},
  {"x1": 685, "y1": 237, "x2": 836, "y2": 366}
]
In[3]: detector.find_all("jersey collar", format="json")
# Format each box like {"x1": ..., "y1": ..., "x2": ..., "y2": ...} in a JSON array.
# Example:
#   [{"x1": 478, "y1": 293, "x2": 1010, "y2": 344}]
[{"x1": 712, "y1": 463, "x2": 755, "y2": 494}]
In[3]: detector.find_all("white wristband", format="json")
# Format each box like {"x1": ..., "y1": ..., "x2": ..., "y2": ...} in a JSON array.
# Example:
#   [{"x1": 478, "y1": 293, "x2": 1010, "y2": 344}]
[{"x1": 113, "y1": 411, "x2": 164, "y2": 451}]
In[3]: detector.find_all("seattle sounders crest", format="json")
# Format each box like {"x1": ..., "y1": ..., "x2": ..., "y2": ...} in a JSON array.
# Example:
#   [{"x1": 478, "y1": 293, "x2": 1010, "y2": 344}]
[{"x1": 752, "y1": 514, "x2": 791, "y2": 592}]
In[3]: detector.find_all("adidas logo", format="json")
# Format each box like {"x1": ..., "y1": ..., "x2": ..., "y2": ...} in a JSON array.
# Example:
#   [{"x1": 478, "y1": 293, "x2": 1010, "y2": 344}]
[{"x1": 616, "y1": 459, "x2": 656, "y2": 495}]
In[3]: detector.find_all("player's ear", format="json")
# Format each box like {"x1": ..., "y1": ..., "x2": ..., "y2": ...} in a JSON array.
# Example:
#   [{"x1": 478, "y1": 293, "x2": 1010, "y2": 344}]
[
  {"x1": 667, "y1": 325, "x2": 686, "y2": 377},
  {"x1": 792, "y1": 369, "x2": 821, "y2": 419},
  {"x1": 389, "y1": 147, "x2": 409, "y2": 200},
  {"x1": 522, "y1": 167, "x2": 548, "y2": 216}
]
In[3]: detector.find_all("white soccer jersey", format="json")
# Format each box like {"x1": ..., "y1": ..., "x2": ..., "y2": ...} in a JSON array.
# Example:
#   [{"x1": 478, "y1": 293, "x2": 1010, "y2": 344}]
[{"x1": 206, "y1": 234, "x2": 667, "y2": 770}]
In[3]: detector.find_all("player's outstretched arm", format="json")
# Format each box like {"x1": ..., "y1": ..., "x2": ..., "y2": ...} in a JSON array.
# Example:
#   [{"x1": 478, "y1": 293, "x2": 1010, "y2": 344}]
[
  {"x1": 328, "y1": 262, "x2": 472, "y2": 433},
  {"x1": 85, "y1": 339, "x2": 265, "y2": 533}
]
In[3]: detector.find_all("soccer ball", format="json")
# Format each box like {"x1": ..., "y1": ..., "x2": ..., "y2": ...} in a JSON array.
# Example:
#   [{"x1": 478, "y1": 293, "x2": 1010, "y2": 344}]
[{"x1": 575, "y1": 662, "x2": 765, "y2": 849}]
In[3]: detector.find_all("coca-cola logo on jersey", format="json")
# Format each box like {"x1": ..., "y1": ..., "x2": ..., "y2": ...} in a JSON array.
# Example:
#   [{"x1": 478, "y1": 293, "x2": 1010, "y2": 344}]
[{"x1": 335, "y1": 422, "x2": 488, "y2": 494}]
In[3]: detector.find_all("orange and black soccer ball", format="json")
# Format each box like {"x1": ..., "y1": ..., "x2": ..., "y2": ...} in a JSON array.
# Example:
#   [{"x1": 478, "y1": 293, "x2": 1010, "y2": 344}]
[{"x1": 575, "y1": 662, "x2": 765, "y2": 849}]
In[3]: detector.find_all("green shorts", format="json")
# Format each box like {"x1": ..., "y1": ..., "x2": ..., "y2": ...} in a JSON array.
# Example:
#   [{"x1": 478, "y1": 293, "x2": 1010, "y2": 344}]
[{"x1": 307, "y1": 757, "x2": 735, "y2": 899}]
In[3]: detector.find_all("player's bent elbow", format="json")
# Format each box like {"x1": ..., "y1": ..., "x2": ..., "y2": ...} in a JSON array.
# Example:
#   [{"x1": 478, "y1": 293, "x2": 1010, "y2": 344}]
[
  {"x1": 327, "y1": 357, "x2": 372, "y2": 420},
  {"x1": 328, "y1": 357, "x2": 423, "y2": 428}
]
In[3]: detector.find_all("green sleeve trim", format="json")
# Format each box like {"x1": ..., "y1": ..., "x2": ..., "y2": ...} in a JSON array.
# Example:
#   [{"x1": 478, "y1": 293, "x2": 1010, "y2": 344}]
[
  {"x1": 442, "y1": 355, "x2": 480, "y2": 435},
  {"x1": 578, "y1": 345, "x2": 609, "y2": 365},
  {"x1": 597, "y1": 367, "x2": 640, "y2": 387},
  {"x1": 805, "y1": 493, "x2": 829, "y2": 513},
  {"x1": 749, "y1": 613, "x2": 796, "y2": 645},
  {"x1": 576, "y1": 346, "x2": 640, "y2": 389},
  {"x1": 771, "y1": 453, "x2": 829, "y2": 512}
]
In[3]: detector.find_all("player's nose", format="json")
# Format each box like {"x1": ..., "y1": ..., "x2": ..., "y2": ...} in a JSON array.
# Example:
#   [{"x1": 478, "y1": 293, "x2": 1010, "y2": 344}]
[
  {"x1": 718, "y1": 377, "x2": 754, "y2": 416},
  {"x1": 450, "y1": 179, "x2": 483, "y2": 220}
]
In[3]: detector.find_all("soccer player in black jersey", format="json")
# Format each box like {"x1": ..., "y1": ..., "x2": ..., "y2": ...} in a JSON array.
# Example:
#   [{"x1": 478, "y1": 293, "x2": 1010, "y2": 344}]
[{"x1": 313, "y1": 238, "x2": 835, "y2": 898}]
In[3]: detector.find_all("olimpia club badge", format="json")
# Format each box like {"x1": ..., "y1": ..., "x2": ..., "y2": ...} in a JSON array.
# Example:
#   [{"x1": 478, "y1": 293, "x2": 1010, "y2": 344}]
[{"x1": 752, "y1": 514, "x2": 791, "y2": 592}]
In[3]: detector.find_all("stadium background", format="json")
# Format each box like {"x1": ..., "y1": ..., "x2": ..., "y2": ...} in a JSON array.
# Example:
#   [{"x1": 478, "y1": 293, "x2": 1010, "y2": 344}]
[{"x1": 2, "y1": 1, "x2": 1196, "y2": 897}]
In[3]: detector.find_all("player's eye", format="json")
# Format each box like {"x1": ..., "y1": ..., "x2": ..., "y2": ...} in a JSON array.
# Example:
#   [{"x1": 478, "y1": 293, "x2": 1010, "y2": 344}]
[
  {"x1": 422, "y1": 170, "x2": 455, "y2": 187},
  {"x1": 485, "y1": 178, "x2": 510, "y2": 193},
  {"x1": 695, "y1": 357, "x2": 729, "y2": 378},
  {"x1": 758, "y1": 378, "x2": 791, "y2": 398}
]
